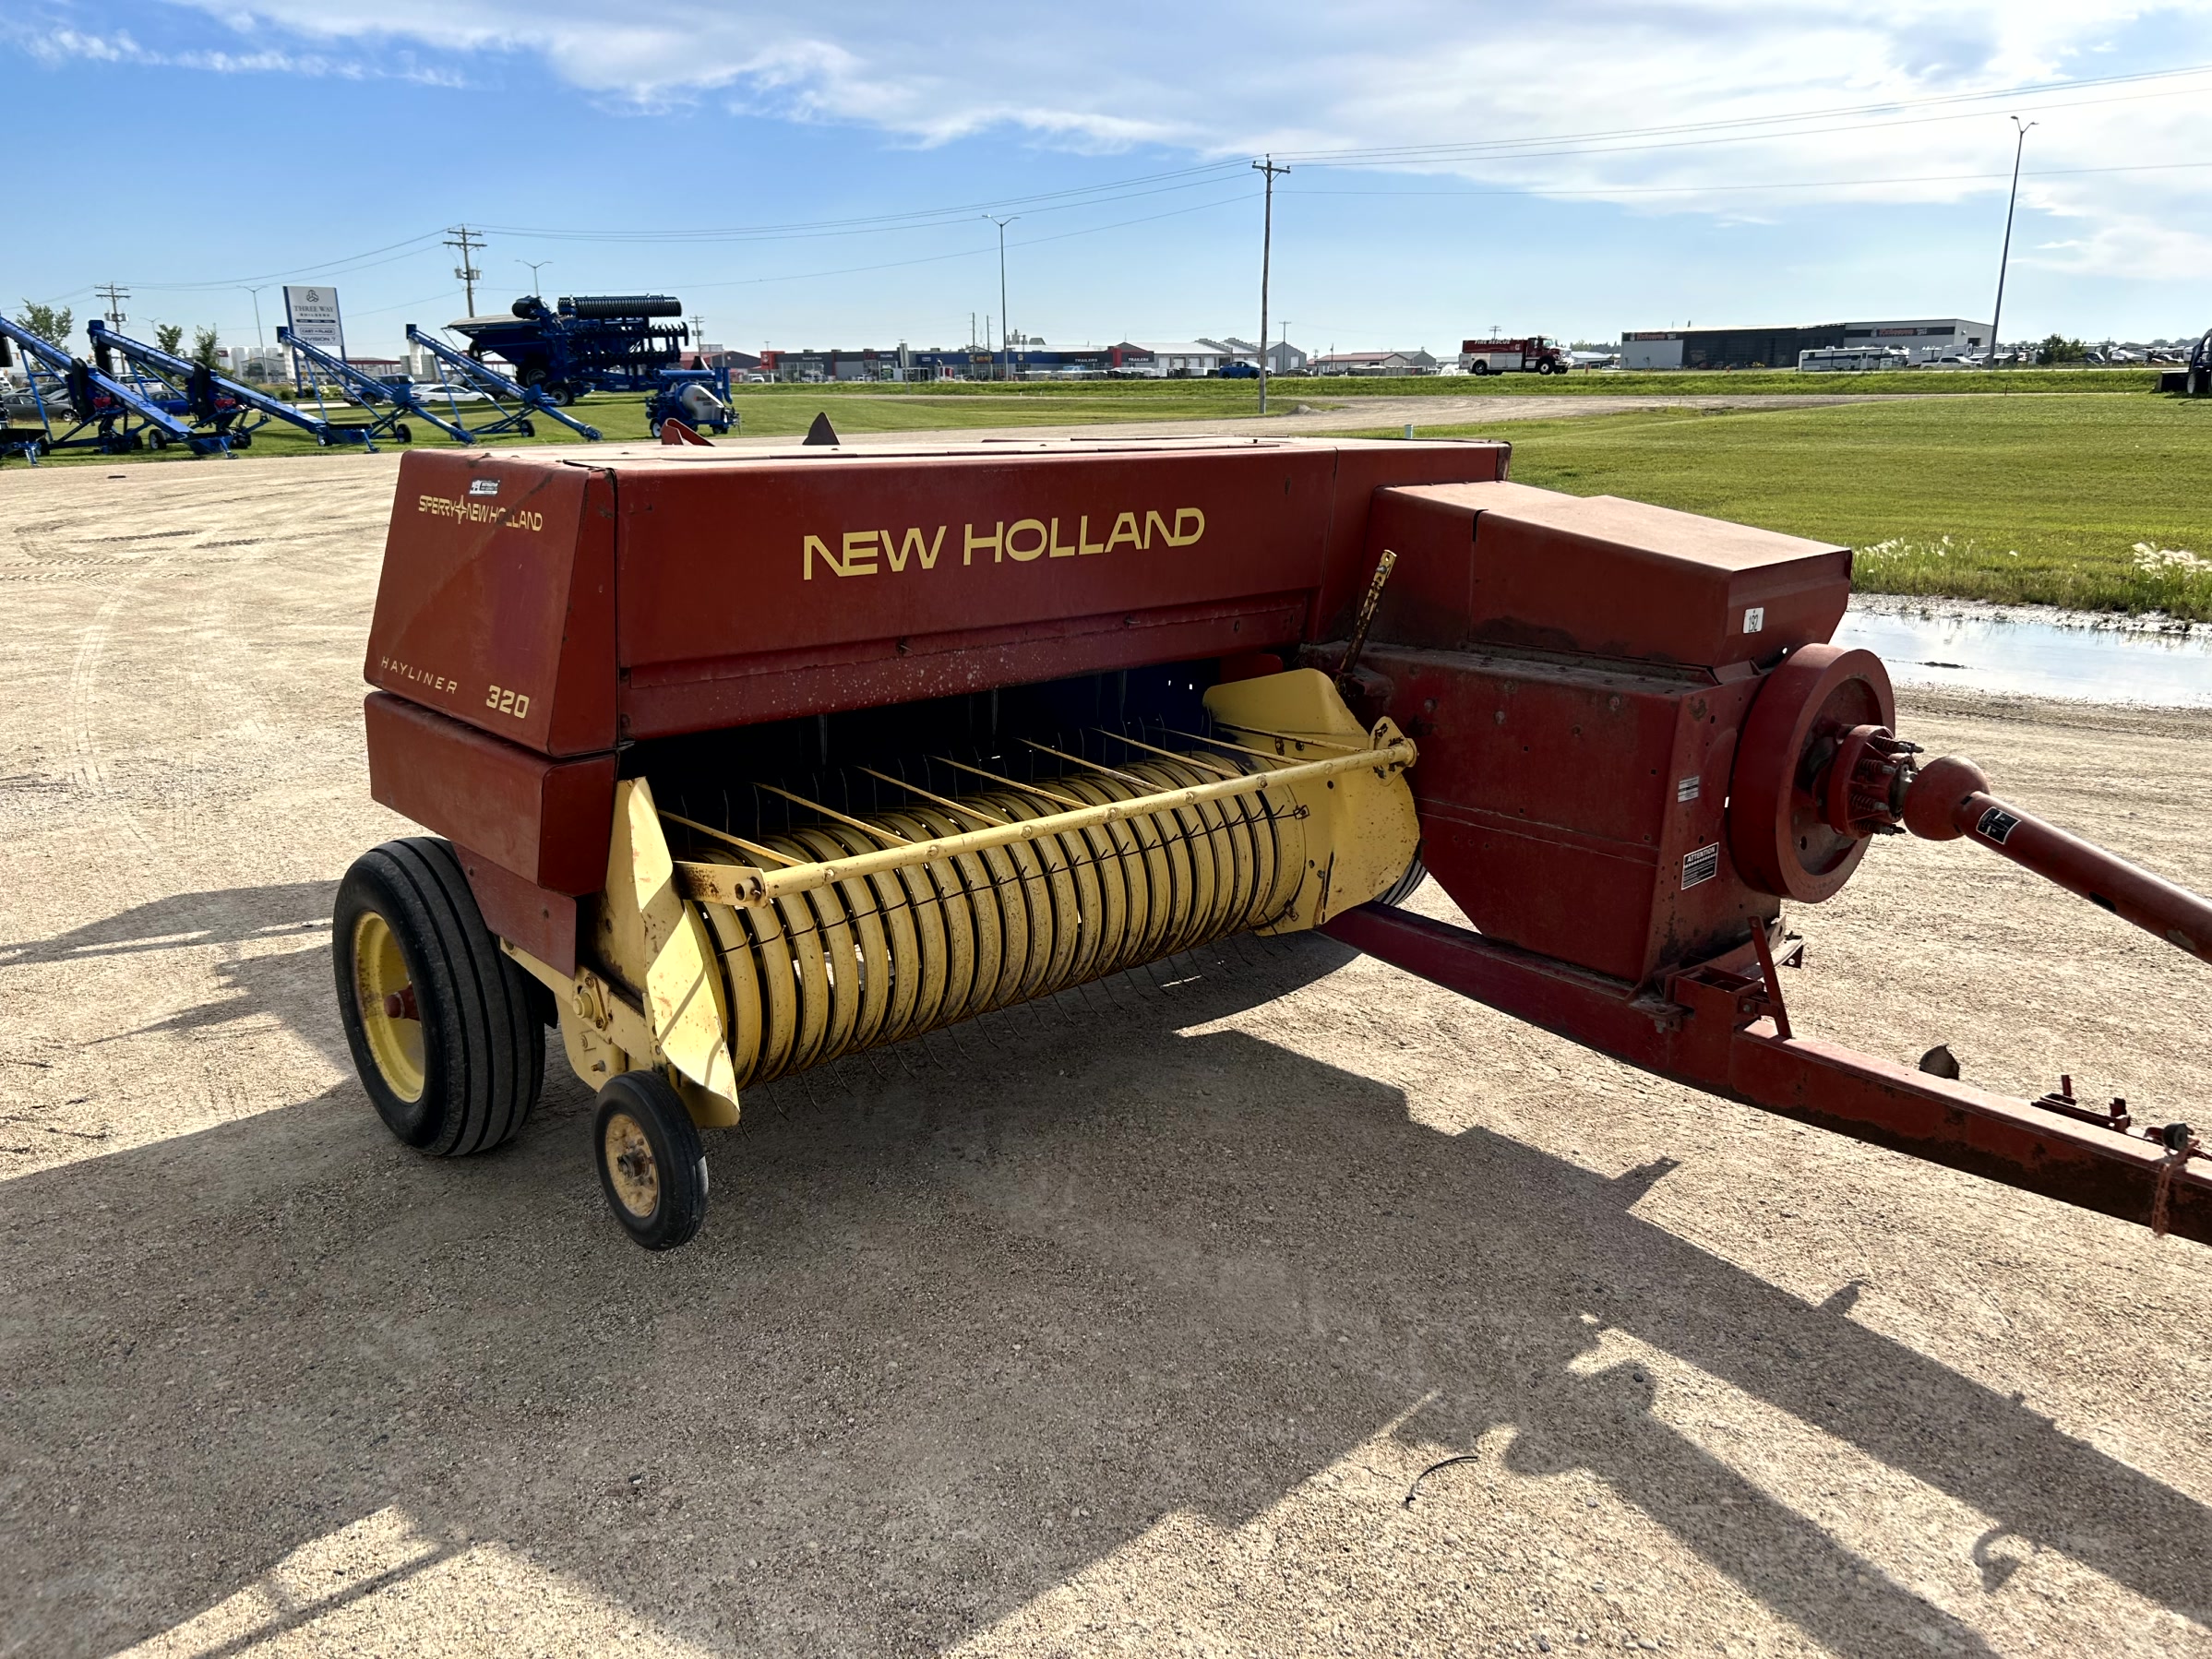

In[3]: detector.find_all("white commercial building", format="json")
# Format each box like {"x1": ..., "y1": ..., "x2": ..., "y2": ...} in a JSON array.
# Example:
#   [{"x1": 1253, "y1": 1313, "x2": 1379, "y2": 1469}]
[{"x1": 1620, "y1": 317, "x2": 1993, "y2": 370}]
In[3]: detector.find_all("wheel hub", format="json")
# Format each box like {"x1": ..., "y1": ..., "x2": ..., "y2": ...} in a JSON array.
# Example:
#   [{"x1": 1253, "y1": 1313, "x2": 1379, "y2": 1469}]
[
  {"x1": 602, "y1": 1111, "x2": 660, "y2": 1217},
  {"x1": 352, "y1": 911, "x2": 425, "y2": 1102}
]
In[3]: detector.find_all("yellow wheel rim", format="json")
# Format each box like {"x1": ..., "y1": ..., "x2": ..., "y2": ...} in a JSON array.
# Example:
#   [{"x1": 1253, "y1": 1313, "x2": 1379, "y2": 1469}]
[
  {"x1": 353, "y1": 911, "x2": 425, "y2": 1103},
  {"x1": 603, "y1": 1111, "x2": 660, "y2": 1218}
]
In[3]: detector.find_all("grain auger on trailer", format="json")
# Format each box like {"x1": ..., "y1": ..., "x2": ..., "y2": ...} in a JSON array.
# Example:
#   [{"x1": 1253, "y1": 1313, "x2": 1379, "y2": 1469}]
[{"x1": 335, "y1": 437, "x2": 2212, "y2": 1249}]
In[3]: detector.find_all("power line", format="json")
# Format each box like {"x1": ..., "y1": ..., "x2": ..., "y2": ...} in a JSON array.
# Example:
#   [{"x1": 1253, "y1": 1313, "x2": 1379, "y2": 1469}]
[{"x1": 95, "y1": 282, "x2": 130, "y2": 326}]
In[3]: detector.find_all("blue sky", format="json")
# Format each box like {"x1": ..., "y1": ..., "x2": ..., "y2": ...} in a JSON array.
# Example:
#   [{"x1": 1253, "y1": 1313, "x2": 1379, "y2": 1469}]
[{"x1": 6, "y1": 2, "x2": 2210, "y2": 359}]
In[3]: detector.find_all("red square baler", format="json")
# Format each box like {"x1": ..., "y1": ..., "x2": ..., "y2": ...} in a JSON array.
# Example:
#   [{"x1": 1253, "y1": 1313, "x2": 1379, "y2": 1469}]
[{"x1": 334, "y1": 436, "x2": 2209, "y2": 1249}]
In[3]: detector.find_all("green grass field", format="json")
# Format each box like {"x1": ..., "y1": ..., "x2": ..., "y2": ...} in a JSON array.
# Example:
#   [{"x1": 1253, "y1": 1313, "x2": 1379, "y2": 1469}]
[{"x1": 1377, "y1": 398, "x2": 2212, "y2": 620}]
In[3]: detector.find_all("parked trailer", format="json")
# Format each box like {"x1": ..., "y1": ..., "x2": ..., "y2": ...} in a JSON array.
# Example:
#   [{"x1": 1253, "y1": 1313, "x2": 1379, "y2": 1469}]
[
  {"x1": 1, "y1": 314, "x2": 197, "y2": 460},
  {"x1": 278, "y1": 326, "x2": 473, "y2": 448},
  {"x1": 88, "y1": 320, "x2": 361, "y2": 453},
  {"x1": 403, "y1": 325, "x2": 603, "y2": 442},
  {"x1": 448, "y1": 295, "x2": 688, "y2": 402},
  {"x1": 1459, "y1": 337, "x2": 1570, "y2": 376}
]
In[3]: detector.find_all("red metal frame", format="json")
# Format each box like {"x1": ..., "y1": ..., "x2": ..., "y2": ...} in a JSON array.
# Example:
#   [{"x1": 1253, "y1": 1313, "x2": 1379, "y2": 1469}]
[{"x1": 1324, "y1": 902, "x2": 2208, "y2": 1246}]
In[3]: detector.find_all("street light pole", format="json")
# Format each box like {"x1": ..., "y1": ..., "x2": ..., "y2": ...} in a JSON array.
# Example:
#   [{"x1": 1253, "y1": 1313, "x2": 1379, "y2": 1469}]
[
  {"x1": 982, "y1": 215, "x2": 1018, "y2": 381},
  {"x1": 518, "y1": 258, "x2": 552, "y2": 298},
  {"x1": 1987, "y1": 117, "x2": 2036, "y2": 370},
  {"x1": 243, "y1": 286, "x2": 268, "y2": 352},
  {"x1": 1253, "y1": 155, "x2": 1289, "y2": 413}
]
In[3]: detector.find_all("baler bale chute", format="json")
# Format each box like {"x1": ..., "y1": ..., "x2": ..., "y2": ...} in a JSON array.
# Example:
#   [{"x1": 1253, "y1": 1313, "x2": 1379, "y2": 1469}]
[{"x1": 335, "y1": 436, "x2": 2211, "y2": 1250}]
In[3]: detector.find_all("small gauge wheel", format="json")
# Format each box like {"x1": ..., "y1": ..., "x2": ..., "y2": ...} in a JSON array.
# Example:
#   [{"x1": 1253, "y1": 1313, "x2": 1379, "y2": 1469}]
[{"x1": 592, "y1": 1071, "x2": 709, "y2": 1251}]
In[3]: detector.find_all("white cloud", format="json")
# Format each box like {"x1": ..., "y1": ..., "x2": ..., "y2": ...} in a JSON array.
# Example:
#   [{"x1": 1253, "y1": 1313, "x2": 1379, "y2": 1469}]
[{"x1": 34, "y1": 0, "x2": 2212, "y2": 273}]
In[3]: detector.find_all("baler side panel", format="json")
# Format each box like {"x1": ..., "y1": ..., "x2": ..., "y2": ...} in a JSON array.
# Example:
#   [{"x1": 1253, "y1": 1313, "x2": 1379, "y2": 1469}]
[
  {"x1": 365, "y1": 451, "x2": 616, "y2": 758},
  {"x1": 608, "y1": 443, "x2": 1511, "y2": 740},
  {"x1": 364, "y1": 692, "x2": 616, "y2": 895}
]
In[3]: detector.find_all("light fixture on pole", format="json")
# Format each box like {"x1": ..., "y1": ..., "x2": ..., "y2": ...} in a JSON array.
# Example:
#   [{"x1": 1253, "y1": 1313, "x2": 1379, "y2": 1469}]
[
  {"x1": 982, "y1": 215, "x2": 1018, "y2": 381},
  {"x1": 1987, "y1": 116, "x2": 2036, "y2": 370},
  {"x1": 1253, "y1": 155, "x2": 1289, "y2": 414},
  {"x1": 243, "y1": 285, "x2": 269, "y2": 352},
  {"x1": 518, "y1": 258, "x2": 552, "y2": 298}
]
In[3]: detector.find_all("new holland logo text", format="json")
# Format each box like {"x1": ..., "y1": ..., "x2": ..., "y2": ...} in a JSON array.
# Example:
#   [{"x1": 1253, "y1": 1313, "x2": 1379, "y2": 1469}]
[{"x1": 803, "y1": 508, "x2": 1205, "y2": 579}]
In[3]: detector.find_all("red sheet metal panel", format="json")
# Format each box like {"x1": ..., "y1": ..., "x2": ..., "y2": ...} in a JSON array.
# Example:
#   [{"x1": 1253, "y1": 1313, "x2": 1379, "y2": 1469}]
[
  {"x1": 455, "y1": 845, "x2": 582, "y2": 977},
  {"x1": 363, "y1": 692, "x2": 615, "y2": 895},
  {"x1": 1362, "y1": 645, "x2": 1773, "y2": 983},
  {"x1": 1365, "y1": 482, "x2": 1849, "y2": 667},
  {"x1": 363, "y1": 437, "x2": 1513, "y2": 750},
  {"x1": 365, "y1": 452, "x2": 616, "y2": 757},
  {"x1": 604, "y1": 439, "x2": 1508, "y2": 739}
]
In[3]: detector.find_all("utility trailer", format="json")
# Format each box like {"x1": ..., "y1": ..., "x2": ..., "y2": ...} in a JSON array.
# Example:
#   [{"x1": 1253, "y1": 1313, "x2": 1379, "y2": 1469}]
[
  {"x1": 278, "y1": 325, "x2": 475, "y2": 448},
  {"x1": 87, "y1": 319, "x2": 363, "y2": 454},
  {"x1": 448, "y1": 294, "x2": 688, "y2": 403},
  {"x1": 1, "y1": 313, "x2": 197, "y2": 459},
  {"x1": 403, "y1": 324, "x2": 603, "y2": 443},
  {"x1": 334, "y1": 436, "x2": 2210, "y2": 1251}
]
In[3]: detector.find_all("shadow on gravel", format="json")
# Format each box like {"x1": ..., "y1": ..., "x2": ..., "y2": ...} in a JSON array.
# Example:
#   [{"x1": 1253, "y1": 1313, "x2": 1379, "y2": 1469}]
[
  {"x1": 3, "y1": 932, "x2": 2205, "y2": 1657},
  {"x1": 0, "y1": 881, "x2": 335, "y2": 968}
]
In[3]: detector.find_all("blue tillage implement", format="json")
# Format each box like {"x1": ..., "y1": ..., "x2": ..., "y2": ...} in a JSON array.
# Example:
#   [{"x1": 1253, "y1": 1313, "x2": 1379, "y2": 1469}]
[
  {"x1": 88, "y1": 319, "x2": 359, "y2": 454},
  {"x1": 402, "y1": 325, "x2": 601, "y2": 442}
]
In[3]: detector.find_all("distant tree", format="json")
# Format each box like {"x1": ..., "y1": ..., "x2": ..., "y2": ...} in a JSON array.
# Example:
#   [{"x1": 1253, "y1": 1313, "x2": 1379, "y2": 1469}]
[
  {"x1": 190, "y1": 326, "x2": 221, "y2": 371},
  {"x1": 2036, "y1": 334, "x2": 2087, "y2": 364},
  {"x1": 18, "y1": 302, "x2": 72, "y2": 347},
  {"x1": 155, "y1": 323, "x2": 185, "y2": 355}
]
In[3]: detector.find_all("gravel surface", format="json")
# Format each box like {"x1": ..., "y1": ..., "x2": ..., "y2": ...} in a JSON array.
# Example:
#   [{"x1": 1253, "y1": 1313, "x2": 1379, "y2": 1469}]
[{"x1": 1, "y1": 452, "x2": 2206, "y2": 1658}]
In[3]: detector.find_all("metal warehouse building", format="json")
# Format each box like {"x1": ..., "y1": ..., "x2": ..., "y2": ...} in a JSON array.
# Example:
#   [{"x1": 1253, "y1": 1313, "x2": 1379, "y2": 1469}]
[{"x1": 1622, "y1": 317, "x2": 1991, "y2": 370}]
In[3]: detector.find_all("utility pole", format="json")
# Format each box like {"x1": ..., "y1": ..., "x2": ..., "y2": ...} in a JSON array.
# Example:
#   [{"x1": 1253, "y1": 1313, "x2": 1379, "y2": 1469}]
[
  {"x1": 689, "y1": 313, "x2": 706, "y2": 364},
  {"x1": 517, "y1": 258, "x2": 552, "y2": 297},
  {"x1": 1987, "y1": 117, "x2": 2036, "y2": 370},
  {"x1": 983, "y1": 215, "x2": 1017, "y2": 381},
  {"x1": 1253, "y1": 155, "x2": 1289, "y2": 414},
  {"x1": 95, "y1": 282, "x2": 130, "y2": 327},
  {"x1": 445, "y1": 225, "x2": 485, "y2": 316}
]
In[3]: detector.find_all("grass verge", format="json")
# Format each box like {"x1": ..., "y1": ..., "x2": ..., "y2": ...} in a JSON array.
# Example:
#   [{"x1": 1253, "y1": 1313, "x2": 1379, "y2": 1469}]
[{"x1": 1371, "y1": 398, "x2": 2212, "y2": 620}]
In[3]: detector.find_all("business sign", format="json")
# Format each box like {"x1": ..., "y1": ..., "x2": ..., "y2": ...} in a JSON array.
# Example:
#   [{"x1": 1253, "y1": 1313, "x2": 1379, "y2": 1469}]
[{"x1": 282, "y1": 286, "x2": 346, "y2": 358}]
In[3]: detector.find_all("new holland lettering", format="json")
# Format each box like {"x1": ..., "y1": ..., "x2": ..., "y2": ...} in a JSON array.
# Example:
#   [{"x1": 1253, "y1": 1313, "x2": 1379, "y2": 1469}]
[{"x1": 804, "y1": 508, "x2": 1207, "y2": 579}]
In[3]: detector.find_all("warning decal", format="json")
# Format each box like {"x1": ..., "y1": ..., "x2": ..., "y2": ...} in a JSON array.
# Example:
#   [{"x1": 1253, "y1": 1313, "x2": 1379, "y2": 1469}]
[
  {"x1": 1975, "y1": 806, "x2": 2021, "y2": 844},
  {"x1": 1682, "y1": 843, "x2": 1721, "y2": 889}
]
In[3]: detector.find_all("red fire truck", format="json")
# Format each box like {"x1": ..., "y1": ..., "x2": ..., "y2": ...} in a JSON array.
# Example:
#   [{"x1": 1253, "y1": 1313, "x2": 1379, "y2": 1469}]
[{"x1": 1459, "y1": 337, "x2": 1570, "y2": 375}]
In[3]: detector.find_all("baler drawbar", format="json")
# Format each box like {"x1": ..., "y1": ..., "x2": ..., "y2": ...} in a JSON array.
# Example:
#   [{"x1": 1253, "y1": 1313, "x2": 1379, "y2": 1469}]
[{"x1": 335, "y1": 436, "x2": 2209, "y2": 1249}]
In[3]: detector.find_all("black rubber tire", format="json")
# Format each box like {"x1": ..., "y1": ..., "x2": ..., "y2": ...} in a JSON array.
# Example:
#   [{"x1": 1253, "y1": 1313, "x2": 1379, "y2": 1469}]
[
  {"x1": 1471, "y1": 361, "x2": 1490, "y2": 376},
  {"x1": 332, "y1": 836, "x2": 544, "y2": 1156},
  {"x1": 1377, "y1": 846, "x2": 1428, "y2": 908},
  {"x1": 592, "y1": 1071, "x2": 709, "y2": 1251},
  {"x1": 392, "y1": 423, "x2": 413, "y2": 445},
  {"x1": 517, "y1": 418, "x2": 536, "y2": 437}
]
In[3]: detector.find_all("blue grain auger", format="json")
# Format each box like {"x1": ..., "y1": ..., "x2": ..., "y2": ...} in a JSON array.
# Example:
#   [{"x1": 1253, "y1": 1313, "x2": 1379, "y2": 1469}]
[
  {"x1": 2, "y1": 312, "x2": 197, "y2": 460},
  {"x1": 277, "y1": 325, "x2": 476, "y2": 448},
  {"x1": 88, "y1": 319, "x2": 362, "y2": 454},
  {"x1": 403, "y1": 324, "x2": 601, "y2": 442}
]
